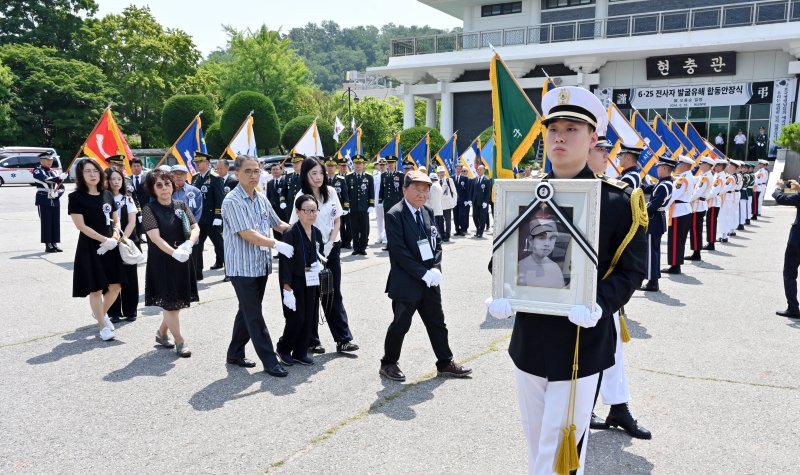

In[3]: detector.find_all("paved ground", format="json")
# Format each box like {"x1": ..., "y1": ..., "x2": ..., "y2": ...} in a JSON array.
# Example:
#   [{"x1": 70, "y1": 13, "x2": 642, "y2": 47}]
[{"x1": 1, "y1": 183, "x2": 798, "y2": 474}]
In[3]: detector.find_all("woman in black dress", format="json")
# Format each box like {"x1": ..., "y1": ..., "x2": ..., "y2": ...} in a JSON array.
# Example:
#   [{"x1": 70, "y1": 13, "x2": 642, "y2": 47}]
[
  {"x1": 277, "y1": 194, "x2": 324, "y2": 366},
  {"x1": 141, "y1": 169, "x2": 200, "y2": 357},
  {"x1": 105, "y1": 167, "x2": 140, "y2": 323},
  {"x1": 67, "y1": 158, "x2": 126, "y2": 341}
]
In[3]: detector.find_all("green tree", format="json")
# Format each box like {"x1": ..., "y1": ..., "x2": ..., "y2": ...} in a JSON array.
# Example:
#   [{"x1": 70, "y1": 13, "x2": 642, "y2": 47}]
[
  {"x1": 176, "y1": 61, "x2": 226, "y2": 111},
  {"x1": 777, "y1": 122, "x2": 800, "y2": 153},
  {"x1": 0, "y1": 59, "x2": 18, "y2": 143},
  {"x1": 336, "y1": 97, "x2": 402, "y2": 157},
  {"x1": 281, "y1": 115, "x2": 336, "y2": 156},
  {"x1": 216, "y1": 25, "x2": 312, "y2": 125},
  {"x1": 161, "y1": 95, "x2": 217, "y2": 145},
  {"x1": 0, "y1": 0, "x2": 98, "y2": 51},
  {"x1": 400, "y1": 126, "x2": 445, "y2": 166},
  {"x1": 204, "y1": 122, "x2": 224, "y2": 158},
  {"x1": 82, "y1": 6, "x2": 201, "y2": 147},
  {"x1": 220, "y1": 91, "x2": 281, "y2": 155},
  {"x1": 0, "y1": 44, "x2": 114, "y2": 155}
]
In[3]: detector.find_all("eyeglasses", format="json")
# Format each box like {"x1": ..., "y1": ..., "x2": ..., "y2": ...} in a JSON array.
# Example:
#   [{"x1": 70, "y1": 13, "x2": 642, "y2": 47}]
[
  {"x1": 300, "y1": 209, "x2": 319, "y2": 215},
  {"x1": 240, "y1": 169, "x2": 261, "y2": 176},
  {"x1": 154, "y1": 182, "x2": 173, "y2": 189}
]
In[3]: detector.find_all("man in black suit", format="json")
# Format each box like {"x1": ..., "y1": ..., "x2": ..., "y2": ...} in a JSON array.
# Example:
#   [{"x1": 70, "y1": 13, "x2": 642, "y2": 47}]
[
  {"x1": 265, "y1": 163, "x2": 286, "y2": 237},
  {"x1": 774, "y1": 178, "x2": 800, "y2": 319},
  {"x1": 470, "y1": 164, "x2": 492, "y2": 238},
  {"x1": 129, "y1": 157, "x2": 148, "y2": 241},
  {"x1": 453, "y1": 163, "x2": 471, "y2": 236},
  {"x1": 379, "y1": 170, "x2": 472, "y2": 382}
]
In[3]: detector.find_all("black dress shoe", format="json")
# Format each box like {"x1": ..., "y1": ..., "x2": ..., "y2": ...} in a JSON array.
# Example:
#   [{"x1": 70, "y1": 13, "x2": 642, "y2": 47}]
[
  {"x1": 53, "y1": 246, "x2": 63, "y2": 252},
  {"x1": 687, "y1": 251, "x2": 702, "y2": 261},
  {"x1": 227, "y1": 357, "x2": 257, "y2": 368},
  {"x1": 341, "y1": 244, "x2": 352, "y2": 249},
  {"x1": 45, "y1": 246, "x2": 58, "y2": 253},
  {"x1": 720, "y1": 238, "x2": 729, "y2": 243},
  {"x1": 109, "y1": 315, "x2": 121, "y2": 324},
  {"x1": 359, "y1": 251, "x2": 368, "y2": 255},
  {"x1": 310, "y1": 345, "x2": 326, "y2": 354},
  {"x1": 776, "y1": 309, "x2": 800, "y2": 319},
  {"x1": 223, "y1": 276, "x2": 231, "y2": 282},
  {"x1": 380, "y1": 363, "x2": 406, "y2": 382},
  {"x1": 737, "y1": 224, "x2": 745, "y2": 231},
  {"x1": 662, "y1": 265, "x2": 681, "y2": 274},
  {"x1": 381, "y1": 247, "x2": 388, "y2": 251},
  {"x1": 210, "y1": 262, "x2": 224, "y2": 270},
  {"x1": 638, "y1": 280, "x2": 659, "y2": 292},
  {"x1": 605, "y1": 403, "x2": 652, "y2": 439},
  {"x1": 702, "y1": 244, "x2": 716, "y2": 251},
  {"x1": 729, "y1": 231, "x2": 736, "y2": 236},
  {"x1": 745, "y1": 219, "x2": 751, "y2": 225},
  {"x1": 265, "y1": 363, "x2": 288, "y2": 377},
  {"x1": 351, "y1": 251, "x2": 359, "y2": 256},
  {"x1": 590, "y1": 412, "x2": 608, "y2": 430},
  {"x1": 125, "y1": 315, "x2": 137, "y2": 322},
  {"x1": 437, "y1": 361, "x2": 472, "y2": 378}
]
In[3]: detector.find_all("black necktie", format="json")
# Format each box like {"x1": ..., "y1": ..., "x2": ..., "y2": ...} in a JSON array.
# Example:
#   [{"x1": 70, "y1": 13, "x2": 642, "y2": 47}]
[
  {"x1": 134, "y1": 175, "x2": 139, "y2": 189},
  {"x1": 415, "y1": 210, "x2": 425, "y2": 237}
]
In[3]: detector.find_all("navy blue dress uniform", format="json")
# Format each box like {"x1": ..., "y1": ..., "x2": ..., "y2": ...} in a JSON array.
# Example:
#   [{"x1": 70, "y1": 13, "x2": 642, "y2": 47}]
[
  {"x1": 280, "y1": 153, "x2": 304, "y2": 212},
  {"x1": 266, "y1": 172, "x2": 286, "y2": 219},
  {"x1": 192, "y1": 152, "x2": 226, "y2": 272},
  {"x1": 33, "y1": 151, "x2": 65, "y2": 252},
  {"x1": 617, "y1": 145, "x2": 643, "y2": 190},
  {"x1": 453, "y1": 169, "x2": 472, "y2": 236},
  {"x1": 773, "y1": 181, "x2": 800, "y2": 319},
  {"x1": 326, "y1": 157, "x2": 350, "y2": 213},
  {"x1": 640, "y1": 158, "x2": 676, "y2": 291},
  {"x1": 221, "y1": 173, "x2": 238, "y2": 196},
  {"x1": 470, "y1": 173, "x2": 492, "y2": 237},
  {"x1": 336, "y1": 157, "x2": 353, "y2": 249},
  {"x1": 345, "y1": 155, "x2": 374, "y2": 255},
  {"x1": 378, "y1": 156, "x2": 403, "y2": 218}
]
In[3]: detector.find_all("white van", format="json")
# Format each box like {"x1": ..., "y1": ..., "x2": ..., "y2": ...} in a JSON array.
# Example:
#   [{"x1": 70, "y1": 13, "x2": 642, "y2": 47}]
[{"x1": 0, "y1": 147, "x2": 62, "y2": 186}]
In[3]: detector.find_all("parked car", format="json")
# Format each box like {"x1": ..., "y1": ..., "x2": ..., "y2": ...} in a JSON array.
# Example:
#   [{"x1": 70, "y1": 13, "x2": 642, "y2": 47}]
[
  {"x1": 0, "y1": 147, "x2": 62, "y2": 186},
  {"x1": 259, "y1": 155, "x2": 293, "y2": 174}
]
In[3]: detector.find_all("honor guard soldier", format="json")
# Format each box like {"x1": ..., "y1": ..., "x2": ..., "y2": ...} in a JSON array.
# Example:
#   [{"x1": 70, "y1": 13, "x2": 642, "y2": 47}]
[
  {"x1": 687, "y1": 156, "x2": 715, "y2": 261},
  {"x1": 640, "y1": 157, "x2": 676, "y2": 291},
  {"x1": 745, "y1": 163, "x2": 755, "y2": 224},
  {"x1": 703, "y1": 158, "x2": 726, "y2": 251},
  {"x1": 755, "y1": 127, "x2": 768, "y2": 161},
  {"x1": 487, "y1": 86, "x2": 647, "y2": 475},
  {"x1": 192, "y1": 152, "x2": 226, "y2": 273},
  {"x1": 280, "y1": 153, "x2": 304, "y2": 212},
  {"x1": 379, "y1": 156, "x2": 404, "y2": 250},
  {"x1": 663, "y1": 155, "x2": 696, "y2": 275},
  {"x1": 755, "y1": 159, "x2": 770, "y2": 217},
  {"x1": 33, "y1": 151, "x2": 66, "y2": 252},
  {"x1": 453, "y1": 162, "x2": 472, "y2": 236},
  {"x1": 345, "y1": 155, "x2": 374, "y2": 255},
  {"x1": 337, "y1": 157, "x2": 353, "y2": 249},
  {"x1": 586, "y1": 136, "x2": 613, "y2": 176},
  {"x1": 617, "y1": 145, "x2": 643, "y2": 189},
  {"x1": 720, "y1": 160, "x2": 738, "y2": 241}
]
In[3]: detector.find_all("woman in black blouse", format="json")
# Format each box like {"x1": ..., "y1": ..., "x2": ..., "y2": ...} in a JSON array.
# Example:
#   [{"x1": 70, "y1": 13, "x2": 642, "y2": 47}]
[
  {"x1": 105, "y1": 167, "x2": 140, "y2": 323},
  {"x1": 277, "y1": 194, "x2": 324, "y2": 366},
  {"x1": 67, "y1": 158, "x2": 126, "y2": 341},
  {"x1": 141, "y1": 169, "x2": 200, "y2": 358}
]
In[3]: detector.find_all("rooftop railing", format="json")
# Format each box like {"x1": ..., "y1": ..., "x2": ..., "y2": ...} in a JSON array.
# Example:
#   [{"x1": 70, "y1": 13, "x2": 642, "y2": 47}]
[{"x1": 390, "y1": 0, "x2": 800, "y2": 56}]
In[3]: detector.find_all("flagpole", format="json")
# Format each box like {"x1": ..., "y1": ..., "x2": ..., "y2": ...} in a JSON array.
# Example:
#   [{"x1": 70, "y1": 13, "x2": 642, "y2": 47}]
[
  {"x1": 155, "y1": 111, "x2": 203, "y2": 167},
  {"x1": 493, "y1": 52, "x2": 541, "y2": 118},
  {"x1": 66, "y1": 104, "x2": 113, "y2": 173},
  {"x1": 218, "y1": 110, "x2": 253, "y2": 160}
]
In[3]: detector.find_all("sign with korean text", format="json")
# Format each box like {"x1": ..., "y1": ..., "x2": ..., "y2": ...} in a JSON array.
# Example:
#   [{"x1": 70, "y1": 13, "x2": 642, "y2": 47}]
[
  {"x1": 646, "y1": 52, "x2": 736, "y2": 79},
  {"x1": 598, "y1": 81, "x2": 776, "y2": 109}
]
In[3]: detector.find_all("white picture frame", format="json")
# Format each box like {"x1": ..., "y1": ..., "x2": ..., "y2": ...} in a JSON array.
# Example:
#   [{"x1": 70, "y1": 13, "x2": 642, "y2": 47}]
[{"x1": 491, "y1": 179, "x2": 601, "y2": 317}]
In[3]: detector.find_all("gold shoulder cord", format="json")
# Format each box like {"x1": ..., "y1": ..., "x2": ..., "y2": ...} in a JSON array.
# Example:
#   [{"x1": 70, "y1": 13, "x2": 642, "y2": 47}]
[{"x1": 556, "y1": 187, "x2": 648, "y2": 475}]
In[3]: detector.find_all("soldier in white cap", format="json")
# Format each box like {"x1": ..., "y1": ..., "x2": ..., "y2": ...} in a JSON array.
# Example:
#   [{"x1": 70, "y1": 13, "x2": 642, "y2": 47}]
[
  {"x1": 487, "y1": 86, "x2": 647, "y2": 475},
  {"x1": 662, "y1": 155, "x2": 696, "y2": 274},
  {"x1": 687, "y1": 156, "x2": 716, "y2": 261},
  {"x1": 703, "y1": 158, "x2": 727, "y2": 251},
  {"x1": 754, "y1": 159, "x2": 770, "y2": 217},
  {"x1": 720, "y1": 160, "x2": 739, "y2": 241}
]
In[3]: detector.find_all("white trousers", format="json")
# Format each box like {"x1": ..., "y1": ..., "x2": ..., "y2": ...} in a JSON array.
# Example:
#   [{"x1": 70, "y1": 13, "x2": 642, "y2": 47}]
[
  {"x1": 758, "y1": 189, "x2": 765, "y2": 214},
  {"x1": 718, "y1": 200, "x2": 731, "y2": 237},
  {"x1": 739, "y1": 198, "x2": 748, "y2": 225},
  {"x1": 600, "y1": 312, "x2": 630, "y2": 405},
  {"x1": 515, "y1": 368, "x2": 600, "y2": 475},
  {"x1": 747, "y1": 196, "x2": 753, "y2": 218},
  {"x1": 375, "y1": 205, "x2": 386, "y2": 242}
]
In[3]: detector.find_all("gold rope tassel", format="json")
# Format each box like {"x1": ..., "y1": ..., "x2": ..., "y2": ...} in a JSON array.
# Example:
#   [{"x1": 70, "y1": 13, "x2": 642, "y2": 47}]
[{"x1": 619, "y1": 308, "x2": 631, "y2": 344}]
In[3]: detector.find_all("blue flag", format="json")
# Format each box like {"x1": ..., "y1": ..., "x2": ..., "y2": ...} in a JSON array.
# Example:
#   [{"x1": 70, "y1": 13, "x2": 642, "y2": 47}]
[
  {"x1": 632, "y1": 111, "x2": 667, "y2": 178},
  {"x1": 434, "y1": 133, "x2": 458, "y2": 177},
  {"x1": 684, "y1": 121, "x2": 709, "y2": 159},
  {"x1": 481, "y1": 137, "x2": 495, "y2": 178},
  {"x1": 406, "y1": 134, "x2": 430, "y2": 170},
  {"x1": 378, "y1": 134, "x2": 403, "y2": 171},
  {"x1": 653, "y1": 115, "x2": 684, "y2": 157},
  {"x1": 171, "y1": 116, "x2": 207, "y2": 181},
  {"x1": 669, "y1": 120, "x2": 696, "y2": 158},
  {"x1": 336, "y1": 128, "x2": 362, "y2": 172}
]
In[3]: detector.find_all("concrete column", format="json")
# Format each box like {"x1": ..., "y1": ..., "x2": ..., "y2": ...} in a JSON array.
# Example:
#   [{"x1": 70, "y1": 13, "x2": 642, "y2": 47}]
[
  {"x1": 439, "y1": 82, "x2": 453, "y2": 139},
  {"x1": 403, "y1": 86, "x2": 415, "y2": 129},
  {"x1": 463, "y1": 5, "x2": 474, "y2": 32},
  {"x1": 529, "y1": 0, "x2": 541, "y2": 25},
  {"x1": 425, "y1": 98, "x2": 437, "y2": 129},
  {"x1": 594, "y1": 0, "x2": 609, "y2": 38}
]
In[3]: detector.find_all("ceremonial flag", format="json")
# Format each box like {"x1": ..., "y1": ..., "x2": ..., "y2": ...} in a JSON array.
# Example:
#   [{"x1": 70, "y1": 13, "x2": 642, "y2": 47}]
[
  {"x1": 458, "y1": 137, "x2": 479, "y2": 178},
  {"x1": 333, "y1": 116, "x2": 345, "y2": 142},
  {"x1": 405, "y1": 133, "x2": 430, "y2": 171},
  {"x1": 631, "y1": 110, "x2": 668, "y2": 178},
  {"x1": 608, "y1": 104, "x2": 655, "y2": 177},
  {"x1": 653, "y1": 114, "x2": 684, "y2": 157},
  {"x1": 351, "y1": 116, "x2": 356, "y2": 132},
  {"x1": 336, "y1": 127, "x2": 362, "y2": 172},
  {"x1": 481, "y1": 137, "x2": 495, "y2": 178},
  {"x1": 489, "y1": 52, "x2": 542, "y2": 179},
  {"x1": 704, "y1": 139, "x2": 727, "y2": 160},
  {"x1": 604, "y1": 124, "x2": 622, "y2": 177},
  {"x1": 684, "y1": 121, "x2": 710, "y2": 160},
  {"x1": 377, "y1": 133, "x2": 401, "y2": 159},
  {"x1": 76, "y1": 108, "x2": 134, "y2": 175},
  {"x1": 223, "y1": 113, "x2": 257, "y2": 160},
  {"x1": 669, "y1": 120, "x2": 697, "y2": 158},
  {"x1": 292, "y1": 120, "x2": 325, "y2": 158},
  {"x1": 433, "y1": 132, "x2": 458, "y2": 177},
  {"x1": 540, "y1": 76, "x2": 557, "y2": 173},
  {"x1": 168, "y1": 115, "x2": 207, "y2": 182}
]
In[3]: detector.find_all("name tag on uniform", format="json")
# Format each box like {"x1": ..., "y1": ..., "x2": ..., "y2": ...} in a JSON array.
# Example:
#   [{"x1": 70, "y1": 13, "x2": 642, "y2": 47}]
[
  {"x1": 417, "y1": 239, "x2": 433, "y2": 261},
  {"x1": 305, "y1": 267, "x2": 320, "y2": 286}
]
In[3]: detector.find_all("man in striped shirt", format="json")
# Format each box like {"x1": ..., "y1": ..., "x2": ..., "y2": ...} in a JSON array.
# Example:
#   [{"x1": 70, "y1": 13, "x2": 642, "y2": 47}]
[{"x1": 222, "y1": 155, "x2": 295, "y2": 377}]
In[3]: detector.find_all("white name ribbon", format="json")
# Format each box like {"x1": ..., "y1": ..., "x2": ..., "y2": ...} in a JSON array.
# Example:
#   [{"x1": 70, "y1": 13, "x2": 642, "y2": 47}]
[
  {"x1": 102, "y1": 203, "x2": 112, "y2": 226},
  {"x1": 186, "y1": 191, "x2": 196, "y2": 208}
]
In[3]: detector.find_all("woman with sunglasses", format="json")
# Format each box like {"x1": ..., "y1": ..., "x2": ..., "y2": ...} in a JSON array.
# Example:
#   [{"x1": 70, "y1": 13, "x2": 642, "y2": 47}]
[
  {"x1": 104, "y1": 167, "x2": 140, "y2": 323},
  {"x1": 289, "y1": 157, "x2": 359, "y2": 354},
  {"x1": 68, "y1": 158, "x2": 126, "y2": 341},
  {"x1": 141, "y1": 169, "x2": 200, "y2": 357}
]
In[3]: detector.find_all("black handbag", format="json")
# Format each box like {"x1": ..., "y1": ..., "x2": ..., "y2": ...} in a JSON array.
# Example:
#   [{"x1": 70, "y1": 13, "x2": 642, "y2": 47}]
[{"x1": 319, "y1": 267, "x2": 334, "y2": 297}]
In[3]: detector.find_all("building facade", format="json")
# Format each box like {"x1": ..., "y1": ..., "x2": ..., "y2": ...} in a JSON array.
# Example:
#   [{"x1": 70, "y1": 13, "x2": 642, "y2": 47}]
[{"x1": 368, "y1": 0, "x2": 800, "y2": 159}]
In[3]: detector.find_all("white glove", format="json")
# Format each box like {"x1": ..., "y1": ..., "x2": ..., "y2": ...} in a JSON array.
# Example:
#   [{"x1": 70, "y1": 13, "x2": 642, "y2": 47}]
[
  {"x1": 323, "y1": 240, "x2": 334, "y2": 257},
  {"x1": 212, "y1": 218, "x2": 222, "y2": 226},
  {"x1": 310, "y1": 261, "x2": 324, "y2": 273},
  {"x1": 58, "y1": 172, "x2": 68, "y2": 180},
  {"x1": 343, "y1": 210, "x2": 350, "y2": 216},
  {"x1": 282, "y1": 289, "x2": 297, "y2": 311},
  {"x1": 137, "y1": 215, "x2": 142, "y2": 223},
  {"x1": 102, "y1": 238, "x2": 118, "y2": 251},
  {"x1": 482, "y1": 202, "x2": 488, "y2": 209},
  {"x1": 567, "y1": 304, "x2": 603, "y2": 328},
  {"x1": 376, "y1": 203, "x2": 383, "y2": 209},
  {"x1": 463, "y1": 201, "x2": 469, "y2": 206},
  {"x1": 485, "y1": 297, "x2": 514, "y2": 319},
  {"x1": 367, "y1": 207, "x2": 375, "y2": 214},
  {"x1": 273, "y1": 241, "x2": 294, "y2": 258},
  {"x1": 429, "y1": 268, "x2": 442, "y2": 286},
  {"x1": 178, "y1": 240, "x2": 193, "y2": 252},
  {"x1": 280, "y1": 202, "x2": 287, "y2": 209},
  {"x1": 468, "y1": 201, "x2": 473, "y2": 206},
  {"x1": 171, "y1": 248, "x2": 191, "y2": 263},
  {"x1": 96, "y1": 246, "x2": 109, "y2": 255}
]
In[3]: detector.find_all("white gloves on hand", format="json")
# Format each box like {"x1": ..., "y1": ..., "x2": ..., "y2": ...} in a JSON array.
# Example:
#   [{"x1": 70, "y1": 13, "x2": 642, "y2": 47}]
[
  {"x1": 178, "y1": 240, "x2": 193, "y2": 252},
  {"x1": 468, "y1": 201, "x2": 473, "y2": 206},
  {"x1": 422, "y1": 268, "x2": 442, "y2": 287},
  {"x1": 212, "y1": 218, "x2": 222, "y2": 226},
  {"x1": 343, "y1": 210, "x2": 350, "y2": 216},
  {"x1": 273, "y1": 241, "x2": 294, "y2": 258},
  {"x1": 310, "y1": 261, "x2": 324, "y2": 273},
  {"x1": 463, "y1": 201, "x2": 469, "y2": 206},
  {"x1": 482, "y1": 202, "x2": 488, "y2": 209},
  {"x1": 58, "y1": 172, "x2": 68, "y2": 180},
  {"x1": 485, "y1": 297, "x2": 514, "y2": 319},
  {"x1": 282, "y1": 289, "x2": 297, "y2": 311},
  {"x1": 567, "y1": 303, "x2": 603, "y2": 328},
  {"x1": 367, "y1": 207, "x2": 375, "y2": 214},
  {"x1": 376, "y1": 203, "x2": 383, "y2": 209},
  {"x1": 279, "y1": 202, "x2": 287, "y2": 209},
  {"x1": 323, "y1": 240, "x2": 334, "y2": 257},
  {"x1": 137, "y1": 215, "x2": 142, "y2": 223},
  {"x1": 97, "y1": 237, "x2": 119, "y2": 255},
  {"x1": 171, "y1": 248, "x2": 191, "y2": 263},
  {"x1": 96, "y1": 246, "x2": 108, "y2": 255}
]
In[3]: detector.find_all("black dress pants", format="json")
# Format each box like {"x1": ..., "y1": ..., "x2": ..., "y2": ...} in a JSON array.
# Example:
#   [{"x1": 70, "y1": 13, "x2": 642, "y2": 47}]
[
  {"x1": 473, "y1": 204, "x2": 488, "y2": 236},
  {"x1": 455, "y1": 203, "x2": 470, "y2": 234},
  {"x1": 442, "y1": 209, "x2": 452, "y2": 240},
  {"x1": 38, "y1": 205, "x2": 60, "y2": 245},
  {"x1": 277, "y1": 276, "x2": 320, "y2": 357},
  {"x1": 311, "y1": 243, "x2": 354, "y2": 345},
  {"x1": 690, "y1": 210, "x2": 706, "y2": 252},
  {"x1": 783, "y1": 245, "x2": 800, "y2": 312},
  {"x1": 228, "y1": 276, "x2": 280, "y2": 367},
  {"x1": 196, "y1": 223, "x2": 224, "y2": 273},
  {"x1": 381, "y1": 286, "x2": 454, "y2": 370},
  {"x1": 667, "y1": 214, "x2": 691, "y2": 266},
  {"x1": 706, "y1": 206, "x2": 720, "y2": 244},
  {"x1": 350, "y1": 211, "x2": 369, "y2": 252}
]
